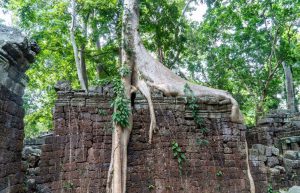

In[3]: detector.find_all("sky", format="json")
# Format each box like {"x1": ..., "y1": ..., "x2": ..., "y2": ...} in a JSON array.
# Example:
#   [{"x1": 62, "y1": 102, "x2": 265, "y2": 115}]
[
  {"x1": 0, "y1": 2, "x2": 207, "y2": 26},
  {"x1": 0, "y1": 9, "x2": 12, "y2": 26},
  {"x1": 187, "y1": 2, "x2": 208, "y2": 22}
]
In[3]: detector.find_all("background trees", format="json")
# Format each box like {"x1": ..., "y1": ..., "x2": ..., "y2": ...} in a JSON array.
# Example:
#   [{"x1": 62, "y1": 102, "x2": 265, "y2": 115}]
[
  {"x1": 187, "y1": 0, "x2": 300, "y2": 124},
  {"x1": 0, "y1": 0, "x2": 299, "y2": 136}
]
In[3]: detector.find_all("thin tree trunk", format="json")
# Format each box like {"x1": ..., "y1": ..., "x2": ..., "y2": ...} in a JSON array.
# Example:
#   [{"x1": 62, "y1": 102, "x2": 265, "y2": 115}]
[
  {"x1": 95, "y1": 35, "x2": 103, "y2": 79},
  {"x1": 283, "y1": 62, "x2": 297, "y2": 112},
  {"x1": 70, "y1": 0, "x2": 88, "y2": 91}
]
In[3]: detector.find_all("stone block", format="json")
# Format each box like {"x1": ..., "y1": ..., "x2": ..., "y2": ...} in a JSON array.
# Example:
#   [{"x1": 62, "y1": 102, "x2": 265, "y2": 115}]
[
  {"x1": 252, "y1": 144, "x2": 266, "y2": 155},
  {"x1": 284, "y1": 150, "x2": 298, "y2": 160},
  {"x1": 267, "y1": 157, "x2": 279, "y2": 167},
  {"x1": 271, "y1": 147, "x2": 280, "y2": 156}
]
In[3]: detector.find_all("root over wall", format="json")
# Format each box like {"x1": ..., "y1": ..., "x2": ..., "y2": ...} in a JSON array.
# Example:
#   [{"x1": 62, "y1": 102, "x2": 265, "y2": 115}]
[{"x1": 36, "y1": 90, "x2": 252, "y2": 193}]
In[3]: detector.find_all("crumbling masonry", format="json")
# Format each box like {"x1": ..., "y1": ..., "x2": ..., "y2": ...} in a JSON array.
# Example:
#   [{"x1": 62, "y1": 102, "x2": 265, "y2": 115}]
[{"x1": 0, "y1": 25, "x2": 39, "y2": 193}]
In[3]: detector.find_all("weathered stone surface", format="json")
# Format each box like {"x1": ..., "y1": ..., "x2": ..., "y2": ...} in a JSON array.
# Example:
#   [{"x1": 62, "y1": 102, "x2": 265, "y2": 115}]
[
  {"x1": 284, "y1": 151, "x2": 299, "y2": 160},
  {"x1": 248, "y1": 110, "x2": 300, "y2": 193},
  {"x1": 272, "y1": 147, "x2": 280, "y2": 156},
  {"x1": 253, "y1": 144, "x2": 266, "y2": 155},
  {"x1": 36, "y1": 90, "x2": 251, "y2": 193},
  {"x1": 288, "y1": 186, "x2": 300, "y2": 193},
  {"x1": 267, "y1": 157, "x2": 279, "y2": 167},
  {"x1": 0, "y1": 24, "x2": 39, "y2": 193}
]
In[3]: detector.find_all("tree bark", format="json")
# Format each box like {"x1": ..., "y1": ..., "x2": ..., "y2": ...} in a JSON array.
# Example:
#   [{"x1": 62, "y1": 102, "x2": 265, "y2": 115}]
[
  {"x1": 283, "y1": 62, "x2": 297, "y2": 112},
  {"x1": 106, "y1": 0, "x2": 251, "y2": 192},
  {"x1": 70, "y1": 0, "x2": 89, "y2": 91}
]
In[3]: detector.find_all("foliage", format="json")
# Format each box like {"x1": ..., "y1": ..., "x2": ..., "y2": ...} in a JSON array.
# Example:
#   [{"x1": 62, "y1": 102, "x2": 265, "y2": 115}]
[
  {"x1": 267, "y1": 184, "x2": 279, "y2": 193},
  {"x1": 216, "y1": 170, "x2": 223, "y2": 177},
  {"x1": 1, "y1": 0, "x2": 299, "y2": 138},
  {"x1": 63, "y1": 182, "x2": 74, "y2": 190},
  {"x1": 148, "y1": 184, "x2": 155, "y2": 191},
  {"x1": 191, "y1": 0, "x2": 300, "y2": 124},
  {"x1": 184, "y1": 83, "x2": 208, "y2": 133},
  {"x1": 171, "y1": 140, "x2": 186, "y2": 175},
  {"x1": 3, "y1": 0, "x2": 119, "y2": 137},
  {"x1": 139, "y1": 0, "x2": 188, "y2": 68},
  {"x1": 111, "y1": 80, "x2": 130, "y2": 128}
]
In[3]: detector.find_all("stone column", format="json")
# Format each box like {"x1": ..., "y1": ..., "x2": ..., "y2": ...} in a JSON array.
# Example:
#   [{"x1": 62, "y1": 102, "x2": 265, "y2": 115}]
[{"x1": 0, "y1": 24, "x2": 39, "y2": 193}]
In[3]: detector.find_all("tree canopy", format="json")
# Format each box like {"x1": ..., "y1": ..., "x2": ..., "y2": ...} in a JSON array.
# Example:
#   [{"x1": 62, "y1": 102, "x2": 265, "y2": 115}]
[{"x1": 1, "y1": 0, "x2": 299, "y2": 137}]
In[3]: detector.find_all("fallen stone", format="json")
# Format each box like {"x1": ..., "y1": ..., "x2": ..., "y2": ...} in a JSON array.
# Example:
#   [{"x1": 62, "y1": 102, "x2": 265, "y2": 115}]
[
  {"x1": 22, "y1": 146, "x2": 41, "y2": 159},
  {"x1": 267, "y1": 157, "x2": 279, "y2": 167},
  {"x1": 284, "y1": 151, "x2": 298, "y2": 160},
  {"x1": 266, "y1": 146, "x2": 272, "y2": 156},
  {"x1": 274, "y1": 165, "x2": 286, "y2": 173},
  {"x1": 283, "y1": 158, "x2": 300, "y2": 173},
  {"x1": 288, "y1": 186, "x2": 300, "y2": 193},
  {"x1": 269, "y1": 167, "x2": 280, "y2": 175},
  {"x1": 271, "y1": 147, "x2": 280, "y2": 156}
]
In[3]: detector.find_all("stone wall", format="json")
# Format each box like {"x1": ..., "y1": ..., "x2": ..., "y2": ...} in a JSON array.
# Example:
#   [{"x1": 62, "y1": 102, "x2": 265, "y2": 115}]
[
  {"x1": 37, "y1": 90, "x2": 251, "y2": 193},
  {"x1": 247, "y1": 111, "x2": 300, "y2": 192},
  {"x1": 0, "y1": 24, "x2": 39, "y2": 193}
]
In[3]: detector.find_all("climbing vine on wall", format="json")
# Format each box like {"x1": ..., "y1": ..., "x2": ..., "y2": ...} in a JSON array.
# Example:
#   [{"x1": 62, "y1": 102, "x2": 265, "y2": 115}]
[
  {"x1": 171, "y1": 140, "x2": 186, "y2": 175},
  {"x1": 183, "y1": 83, "x2": 207, "y2": 133},
  {"x1": 184, "y1": 83, "x2": 209, "y2": 146}
]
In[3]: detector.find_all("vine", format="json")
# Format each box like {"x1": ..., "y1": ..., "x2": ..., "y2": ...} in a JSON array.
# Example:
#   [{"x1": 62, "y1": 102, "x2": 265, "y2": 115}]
[
  {"x1": 111, "y1": 76, "x2": 131, "y2": 128},
  {"x1": 63, "y1": 182, "x2": 74, "y2": 190},
  {"x1": 183, "y1": 84, "x2": 207, "y2": 133},
  {"x1": 118, "y1": 66, "x2": 131, "y2": 77},
  {"x1": 171, "y1": 140, "x2": 186, "y2": 175},
  {"x1": 184, "y1": 83, "x2": 209, "y2": 145},
  {"x1": 267, "y1": 184, "x2": 280, "y2": 193}
]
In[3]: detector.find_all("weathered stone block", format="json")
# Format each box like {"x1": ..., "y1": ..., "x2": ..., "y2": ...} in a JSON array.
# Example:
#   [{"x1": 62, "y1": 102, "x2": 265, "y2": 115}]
[{"x1": 267, "y1": 157, "x2": 279, "y2": 167}]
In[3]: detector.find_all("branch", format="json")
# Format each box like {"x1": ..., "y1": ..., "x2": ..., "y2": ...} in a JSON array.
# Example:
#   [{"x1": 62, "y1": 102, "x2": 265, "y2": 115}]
[
  {"x1": 70, "y1": 0, "x2": 80, "y2": 69},
  {"x1": 70, "y1": 0, "x2": 88, "y2": 91},
  {"x1": 180, "y1": 0, "x2": 197, "y2": 19},
  {"x1": 171, "y1": 0, "x2": 197, "y2": 67}
]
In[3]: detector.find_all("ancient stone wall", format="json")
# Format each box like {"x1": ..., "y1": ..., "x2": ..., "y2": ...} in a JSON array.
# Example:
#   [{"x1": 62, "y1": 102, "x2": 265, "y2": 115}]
[
  {"x1": 247, "y1": 111, "x2": 300, "y2": 192},
  {"x1": 0, "y1": 24, "x2": 39, "y2": 193},
  {"x1": 37, "y1": 90, "x2": 251, "y2": 193}
]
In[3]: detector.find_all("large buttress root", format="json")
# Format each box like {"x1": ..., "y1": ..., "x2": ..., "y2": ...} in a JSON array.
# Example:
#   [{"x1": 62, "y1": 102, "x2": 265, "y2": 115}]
[{"x1": 133, "y1": 43, "x2": 244, "y2": 123}]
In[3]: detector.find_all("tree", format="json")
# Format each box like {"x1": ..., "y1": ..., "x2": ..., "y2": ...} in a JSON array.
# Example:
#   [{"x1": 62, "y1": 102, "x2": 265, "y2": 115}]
[
  {"x1": 70, "y1": 0, "x2": 89, "y2": 91},
  {"x1": 4, "y1": 0, "x2": 119, "y2": 137},
  {"x1": 194, "y1": 0, "x2": 300, "y2": 124},
  {"x1": 283, "y1": 62, "x2": 296, "y2": 112},
  {"x1": 107, "y1": 0, "x2": 245, "y2": 192}
]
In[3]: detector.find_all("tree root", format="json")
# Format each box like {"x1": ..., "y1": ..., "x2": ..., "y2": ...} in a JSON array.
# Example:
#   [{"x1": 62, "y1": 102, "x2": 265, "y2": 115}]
[
  {"x1": 133, "y1": 43, "x2": 244, "y2": 124},
  {"x1": 245, "y1": 138, "x2": 256, "y2": 193},
  {"x1": 136, "y1": 79, "x2": 157, "y2": 143},
  {"x1": 107, "y1": 0, "x2": 246, "y2": 192}
]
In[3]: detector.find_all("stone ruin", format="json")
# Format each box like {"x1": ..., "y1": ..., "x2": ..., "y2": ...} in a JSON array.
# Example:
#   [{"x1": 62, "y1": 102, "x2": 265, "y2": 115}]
[
  {"x1": 31, "y1": 90, "x2": 251, "y2": 193},
  {"x1": 1, "y1": 24, "x2": 300, "y2": 193},
  {"x1": 0, "y1": 24, "x2": 39, "y2": 192},
  {"x1": 247, "y1": 110, "x2": 300, "y2": 192}
]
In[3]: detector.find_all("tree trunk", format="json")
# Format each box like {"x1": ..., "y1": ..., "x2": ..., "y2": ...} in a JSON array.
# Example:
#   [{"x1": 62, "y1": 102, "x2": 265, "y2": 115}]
[
  {"x1": 70, "y1": 0, "x2": 88, "y2": 91},
  {"x1": 106, "y1": 0, "x2": 252, "y2": 192},
  {"x1": 283, "y1": 62, "x2": 297, "y2": 112}
]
